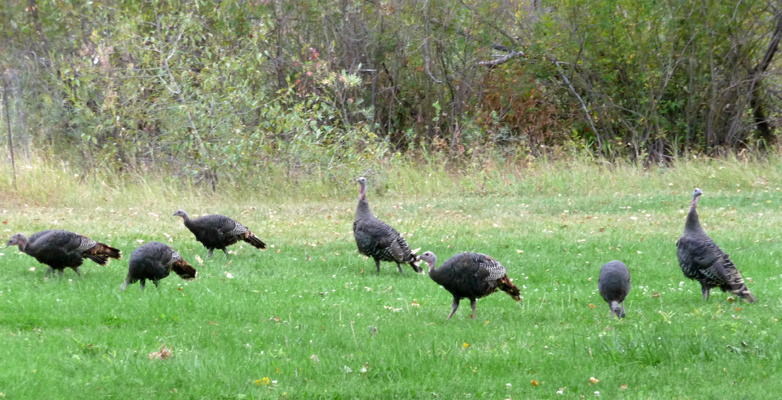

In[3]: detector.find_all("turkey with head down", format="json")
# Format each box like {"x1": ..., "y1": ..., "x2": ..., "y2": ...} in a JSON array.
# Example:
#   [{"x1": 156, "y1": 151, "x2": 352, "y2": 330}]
[
  {"x1": 6, "y1": 229, "x2": 121, "y2": 278},
  {"x1": 676, "y1": 188, "x2": 755, "y2": 302},
  {"x1": 173, "y1": 210, "x2": 266, "y2": 259},
  {"x1": 598, "y1": 260, "x2": 631, "y2": 319},
  {"x1": 121, "y1": 241, "x2": 197, "y2": 291},
  {"x1": 419, "y1": 251, "x2": 521, "y2": 320},
  {"x1": 353, "y1": 177, "x2": 422, "y2": 275}
]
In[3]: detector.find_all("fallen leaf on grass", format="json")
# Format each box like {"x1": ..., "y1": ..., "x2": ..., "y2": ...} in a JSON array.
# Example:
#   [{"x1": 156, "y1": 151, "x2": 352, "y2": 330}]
[{"x1": 149, "y1": 345, "x2": 173, "y2": 360}]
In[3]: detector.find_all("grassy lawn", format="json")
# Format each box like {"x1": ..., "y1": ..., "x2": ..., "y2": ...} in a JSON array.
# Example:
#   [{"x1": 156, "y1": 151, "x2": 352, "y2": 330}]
[{"x1": 1, "y1": 160, "x2": 781, "y2": 399}]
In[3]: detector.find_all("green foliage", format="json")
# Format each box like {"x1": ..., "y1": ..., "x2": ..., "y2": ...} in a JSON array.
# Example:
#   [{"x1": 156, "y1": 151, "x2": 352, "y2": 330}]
[{"x1": 3, "y1": 0, "x2": 782, "y2": 185}]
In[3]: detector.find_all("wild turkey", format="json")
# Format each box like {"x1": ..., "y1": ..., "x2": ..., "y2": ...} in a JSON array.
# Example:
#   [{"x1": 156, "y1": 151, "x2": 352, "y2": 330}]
[
  {"x1": 598, "y1": 260, "x2": 631, "y2": 319},
  {"x1": 5, "y1": 230, "x2": 121, "y2": 278},
  {"x1": 677, "y1": 188, "x2": 756, "y2": 302},
  {"x1": 353, "y1": 177, "x2": 422, "y2": 275},
  {"x1": 419, "y1": 251, "x2": 521, "y2": 320},
  {"x1": 121, "y1": 241, "x2": 197, "y2": 291},
  {"x1": 173, "y1": 209, "x2": 266, "y2": 259}
]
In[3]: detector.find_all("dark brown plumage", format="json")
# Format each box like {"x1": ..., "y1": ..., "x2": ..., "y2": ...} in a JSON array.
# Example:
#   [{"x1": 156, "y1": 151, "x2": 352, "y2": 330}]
[
  {"x1": 420, "y1": 251, "x2": 521, "y2": 320},
  {"x1": 121, "y1": 241, "x2": 197, "y2": 291},
  {"x1": 353, "y1": 177, "x2": 422, "y2": 275},
  {"x1": 173, "y1": 209, "x2": 266, "y2": 259},
  {"x1": 677, "y1": 188, "x2": 755, "y2": 302},
  {"x1": 5, "y1": 230, "x2": 121, "y2": 278}
]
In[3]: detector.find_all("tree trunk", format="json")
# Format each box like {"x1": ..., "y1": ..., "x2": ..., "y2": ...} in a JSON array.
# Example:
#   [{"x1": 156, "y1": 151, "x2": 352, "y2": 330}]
[
  {"x1": 2, "y1": 70, "x2": 17, "y2": 188},
  {"x1": 747, "y1": 8, "x2": 782, "y2": 149}
]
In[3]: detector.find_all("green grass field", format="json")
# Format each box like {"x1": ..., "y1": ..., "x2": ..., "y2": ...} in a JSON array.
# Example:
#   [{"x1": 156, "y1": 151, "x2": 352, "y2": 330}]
[{"x1": 1, "y1": 160, "x2": 782, "y2": 399}]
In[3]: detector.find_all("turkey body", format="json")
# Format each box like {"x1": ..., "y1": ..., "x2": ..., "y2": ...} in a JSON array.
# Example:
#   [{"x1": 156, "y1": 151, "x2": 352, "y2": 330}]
[
  {"x1": 353, "y1": 177, "x2": 421, "y2": 275},
  {"x1": 174, "y1": 210, "x2": 266, "y2": 259},
  {"x1": 676, "y1": 189, "x2": 755, "y2": 302},
  {"x1": 121, "y1": 241, "x2": 197, "y2": 290},
  {"x1": 5, "y1": 230, "x2": 121, "y2": 278},
  {"x1": 421, "y1": 251, "x2": 521, "y2": 320},
  {"x1": 598, "y1": 260, "x2": 631, "y2": 319}
]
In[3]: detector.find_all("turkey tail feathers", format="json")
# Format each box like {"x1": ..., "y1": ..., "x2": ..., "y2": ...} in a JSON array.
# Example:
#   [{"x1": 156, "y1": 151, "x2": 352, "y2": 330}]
[
  {"x1": 172, "y1": 259, "x2": 198, "y2": 280},
  {"x1": 498, "y1": 275, "x2": 522, "y2": 302},
  {"x1": 85, "y1": 243, "x2": 122, "y2": 265},
  {"x1": 408, "y1": 248, "x2": 423, "y2": 272},
  {"x1": 242, "y1": 231, "x2": 267, "y2": 249}
]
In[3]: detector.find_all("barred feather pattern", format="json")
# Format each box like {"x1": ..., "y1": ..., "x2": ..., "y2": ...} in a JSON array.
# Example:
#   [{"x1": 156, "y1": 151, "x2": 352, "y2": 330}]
[
  {"x1": 169, "y1": 250, "x2": 182, "y2": 265},
  {"x1": 75, "y1": 236, "x2": 97, "y2": 252},
  {"x1": 8, "y1": 230, "x2": 120, "y2": 277},
  {"x1": 677, "y1": 191, "x2": 755, "y2": 302},
  {"x1": 424, "y1": 251, "x2": 521, "y2": 319},
  {"x1": 473, "y1": 253, "x2": 507, "y2": 282},
  {"x1": 228, "y1": 221, "x2": 249, "y2": 236},
  {"x1": 354, "y1": 190, "x2": 421, "y2": 274},
  {"x1": 178, "y1": 211, "x2": 267, "y2": 254}
]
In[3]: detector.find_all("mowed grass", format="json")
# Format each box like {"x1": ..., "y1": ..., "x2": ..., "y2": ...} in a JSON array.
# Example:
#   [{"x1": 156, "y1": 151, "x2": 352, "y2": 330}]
[{"x1": 2, "y1": 164, "x2": 782, "y2": 398}]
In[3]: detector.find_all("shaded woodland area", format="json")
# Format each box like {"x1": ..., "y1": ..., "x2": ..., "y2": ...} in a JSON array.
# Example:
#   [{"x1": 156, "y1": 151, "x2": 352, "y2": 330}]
[{"x1": 2, "y1": 0, "x2": 782, "y2": 184}]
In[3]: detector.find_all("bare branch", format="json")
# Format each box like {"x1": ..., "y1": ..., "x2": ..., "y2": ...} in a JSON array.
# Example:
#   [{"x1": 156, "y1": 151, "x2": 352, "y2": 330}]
[
  {"x1": 552, "y1": 60, "x2": 602, "y2": 149},
  {"x1": 477, "y1": 51, "x2": 526, "y2": 66}
]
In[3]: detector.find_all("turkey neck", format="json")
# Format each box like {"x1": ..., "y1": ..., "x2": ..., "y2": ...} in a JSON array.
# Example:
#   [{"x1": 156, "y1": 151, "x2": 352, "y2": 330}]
[
  {"x1": 685, "y1": 196, "x2": 706, "y2": 234},
  {"x1": 426, "y1": 255, "x2": 442, "y2": 279},
  {"x1": 356, "y1": 192, "x2": 375, "y2": 220},
  {"x1": 180, "y1": 213, "x2": 194, "y2": 228},
  {"x1": 15, "y1": 235, "x2": 28, "y2": 252}
]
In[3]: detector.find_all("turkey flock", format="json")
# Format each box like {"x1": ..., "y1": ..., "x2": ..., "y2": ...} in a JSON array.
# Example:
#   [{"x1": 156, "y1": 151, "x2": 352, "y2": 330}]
[{"x1": 4, "y1": 179, "x2": 757, "y2": 321}]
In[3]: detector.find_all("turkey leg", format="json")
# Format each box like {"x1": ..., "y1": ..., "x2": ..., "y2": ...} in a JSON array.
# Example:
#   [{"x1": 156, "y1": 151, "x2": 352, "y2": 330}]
[
  {"x1": 44, "y1": 267, "x2": 54, "y2": 278},
  {"x1": 447, "y1": 297, "x2": 460, "y2": 320},
  {"x1": 396, "y1": 263, "x2": 404, "y2": 275},
  {"x1": 206, "y1": 249, "x2": 214, "y2": 259},
  {"x1": 470, "y1": 298, "x2": 477, "y2": 319},
  {"x1": 374, "y1": 259, "x2": 381, "y2": 276},
  {"x1": 222, "y1": 248, "x2": 230, "y2": 259}
]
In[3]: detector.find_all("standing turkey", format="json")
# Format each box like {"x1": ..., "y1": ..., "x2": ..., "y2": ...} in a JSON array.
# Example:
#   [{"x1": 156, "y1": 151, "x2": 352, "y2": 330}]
[
  {"x1": 353, "y1": 177, "x2": 422, "y2": 275},
  {"x1": 598, "y1": 260, "x2": 631, "y2": 319},
  {"x1": 121, "y1": 241, "x2": 197, "y2": 291},
  {"x1": 5, "y1": 230, "x2": 121, "y2": 278},
  {"x1": 173, "y1": 210, "x2": 266, "y2": 259},
  {"x1": 419, "y1": 251, "x2": 521, "y2": 320},
  {"x1": 677, "y1": 188, "x2": 756, "y2": 302}
]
